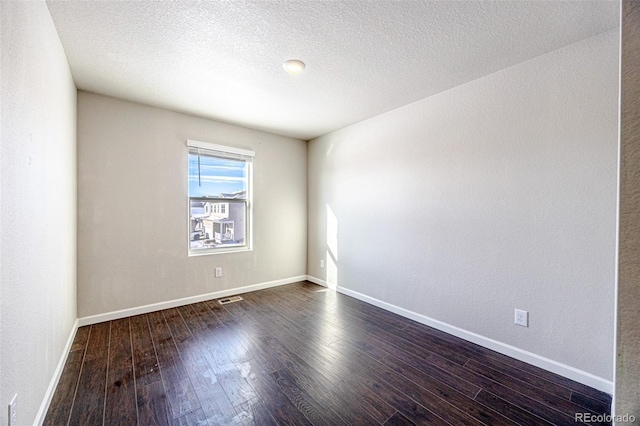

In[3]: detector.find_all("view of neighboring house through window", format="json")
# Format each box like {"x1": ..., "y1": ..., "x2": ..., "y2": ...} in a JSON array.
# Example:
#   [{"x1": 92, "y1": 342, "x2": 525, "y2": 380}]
[{"x1": 187, "y1": 140, "x2": 254, "y2": 254}]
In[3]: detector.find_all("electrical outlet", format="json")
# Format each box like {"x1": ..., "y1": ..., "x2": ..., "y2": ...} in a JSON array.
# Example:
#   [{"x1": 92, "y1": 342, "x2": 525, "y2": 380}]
[
  {"x1": 320, "y1": 259, "x2": 325, "y2": 268},
  {"x1": 8, "y1": 394, "x2": 17, "y2": 426},
  {"x1": 515, "y1": 309, "x2": 528, "y2": 327},
  {"x1": 215, "y1": 267, "x2": 222, "y2": 278}
]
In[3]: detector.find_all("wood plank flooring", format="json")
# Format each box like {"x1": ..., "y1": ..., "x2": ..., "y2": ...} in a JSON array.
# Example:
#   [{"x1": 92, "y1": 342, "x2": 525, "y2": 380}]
[{"x1": 44, "y1": 281, "x2": 612, "y2": 425}]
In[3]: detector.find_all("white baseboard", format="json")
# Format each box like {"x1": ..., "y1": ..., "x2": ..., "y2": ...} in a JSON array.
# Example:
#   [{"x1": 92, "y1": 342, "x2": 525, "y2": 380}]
[
  {"x1": 306, "y1": 275, "x2": 328, "y2": 287},
  {"x1": 34, "y1": 318, "x2": 79, "y2": 426},
  {"x1": 78, "y1": 275, "x2": 307, "y2": 326},
  {"x1": 306, "y1": 275, "x2": 613, "y2": 395}
]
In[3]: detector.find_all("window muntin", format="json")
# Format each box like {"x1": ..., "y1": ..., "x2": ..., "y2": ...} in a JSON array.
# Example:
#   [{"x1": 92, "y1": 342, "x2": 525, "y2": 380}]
[{"x1": 187, "y1": 141, "x2": 253, "y2": 254}]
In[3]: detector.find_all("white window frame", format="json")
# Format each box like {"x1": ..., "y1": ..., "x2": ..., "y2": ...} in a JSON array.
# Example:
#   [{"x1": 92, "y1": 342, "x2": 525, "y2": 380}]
[{"x1": 187, "y1": 139, "x2": 254, "y2": 256}]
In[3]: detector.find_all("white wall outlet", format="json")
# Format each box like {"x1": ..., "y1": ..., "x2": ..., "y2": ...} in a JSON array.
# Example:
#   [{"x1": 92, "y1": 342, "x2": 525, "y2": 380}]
[
  {"x1": 320, "y1": 259, "x2": 325, "y2": 268},
  {"x1": 515, "y1": 309, "x2": 528, "y2": 327},
  {"x1": 8, "y1": 394, "x2": 17, "y2": 426},
  {"x1": 215, "y1": 267, "x2": 222, "y2": 278}
]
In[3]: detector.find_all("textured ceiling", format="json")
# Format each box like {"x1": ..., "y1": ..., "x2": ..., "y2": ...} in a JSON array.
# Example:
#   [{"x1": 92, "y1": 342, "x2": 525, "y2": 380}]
[{"x1": 46, "y1": 1, "x2": 619, "y2": 140}]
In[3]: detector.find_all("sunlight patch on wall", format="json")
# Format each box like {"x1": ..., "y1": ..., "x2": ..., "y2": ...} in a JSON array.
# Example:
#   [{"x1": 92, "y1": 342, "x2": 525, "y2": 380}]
[{"x1": 326, "y1": 204, "x2": 338, "y2": 290}]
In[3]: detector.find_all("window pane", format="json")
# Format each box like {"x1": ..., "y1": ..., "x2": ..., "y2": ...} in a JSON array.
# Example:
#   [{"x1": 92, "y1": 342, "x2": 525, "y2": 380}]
[
  {"x1": 190, "y1": 200, "x2": 246, "y2": 250},
  {"x1": 188, "y1": 152, "x2": 247, "y2": 199}
]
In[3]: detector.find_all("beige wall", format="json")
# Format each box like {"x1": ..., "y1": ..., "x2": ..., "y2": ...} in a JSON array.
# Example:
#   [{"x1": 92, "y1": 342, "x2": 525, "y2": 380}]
[
  {"x1": 77, "y1": 92, "x2": 307, "y2": 318},
  {"x1": 0, "y1": 2, "x2": 78, "y2": 424},
  {"x1": 616, "y1": 0, "x2": 640, "y2": 418},
  {"x1": 308, "y1": 30, "x2": 619, "y2": 382}
]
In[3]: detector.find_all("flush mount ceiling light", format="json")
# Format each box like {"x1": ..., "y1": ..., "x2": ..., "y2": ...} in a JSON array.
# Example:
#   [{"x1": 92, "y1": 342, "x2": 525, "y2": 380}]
[{"x1": 283, "y1": 59, "x2": 306, "y2": 74}]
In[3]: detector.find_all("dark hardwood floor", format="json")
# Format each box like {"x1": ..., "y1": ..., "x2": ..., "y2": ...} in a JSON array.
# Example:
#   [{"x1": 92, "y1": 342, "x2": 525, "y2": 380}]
[{"x1": 44, "y1": 281, "x2": 612, "y2": 425}]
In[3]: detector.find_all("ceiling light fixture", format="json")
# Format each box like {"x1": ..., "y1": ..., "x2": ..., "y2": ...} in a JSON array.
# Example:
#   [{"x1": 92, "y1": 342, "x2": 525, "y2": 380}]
[{"x1": 283, "y1": 59, "x2": 306, "y2": 74}]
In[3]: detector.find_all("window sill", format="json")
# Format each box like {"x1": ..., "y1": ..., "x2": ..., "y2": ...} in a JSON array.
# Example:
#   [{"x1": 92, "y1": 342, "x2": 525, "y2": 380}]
[{"x1": 188, "y1": 246, "x2": 252, "y2": 257}]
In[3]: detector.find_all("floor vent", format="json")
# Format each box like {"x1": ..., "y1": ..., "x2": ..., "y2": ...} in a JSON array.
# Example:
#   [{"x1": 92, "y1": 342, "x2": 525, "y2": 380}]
[{"x1": 218, "y1": 295, "x2": 243, "y2": 305}]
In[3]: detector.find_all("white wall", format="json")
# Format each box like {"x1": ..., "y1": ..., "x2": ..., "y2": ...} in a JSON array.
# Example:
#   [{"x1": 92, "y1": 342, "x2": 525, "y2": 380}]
[
  {"x1": 308, "y1": 30, "x2": 619, "y2": 382},
  {"x1": 0, "y1": 2, "x2": 77, "y2": 424},
  {"x1": 77, "y1": 92, "x2": 307, "y2": 318}
]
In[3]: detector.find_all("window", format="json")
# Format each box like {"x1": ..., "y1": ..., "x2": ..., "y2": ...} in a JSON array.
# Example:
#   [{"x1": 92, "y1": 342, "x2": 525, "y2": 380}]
[{"x1": 187, "y1": 140, "x2": 254, "y2": 254}]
